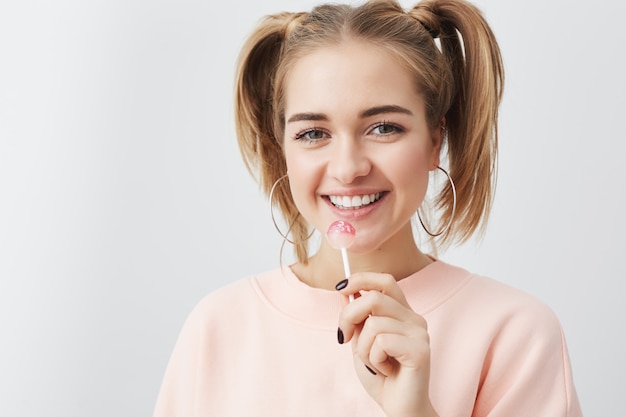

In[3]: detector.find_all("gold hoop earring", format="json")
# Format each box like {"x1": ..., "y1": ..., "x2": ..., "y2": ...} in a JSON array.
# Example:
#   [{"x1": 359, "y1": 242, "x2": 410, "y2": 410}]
[
  {"x1": 417, "y1": 165, "x2": 457, "y2": 237},
  {"x1": 269, "y1": 174, "x2": 314, "y2": 245}
]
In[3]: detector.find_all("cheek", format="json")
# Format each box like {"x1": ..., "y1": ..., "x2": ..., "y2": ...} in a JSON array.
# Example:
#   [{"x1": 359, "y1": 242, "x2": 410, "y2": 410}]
[
  {"x1": 286, "y1": 166, "x2": 307, "y2": 200},
  {"x1": 385, "y1": 147, "x2": 432, "y2": 207},
  {"x1": 284, "y1": 147, "x2": 320, "y2": 208},
  {"x1": 386, "y1": 146, "x2": 431, "y2": 182}
]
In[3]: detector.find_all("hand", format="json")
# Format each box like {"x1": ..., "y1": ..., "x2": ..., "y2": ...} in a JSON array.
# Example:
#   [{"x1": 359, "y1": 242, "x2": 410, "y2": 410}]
[{"x1": 336, "y1": 272, "x2": 439, "y2": 417}]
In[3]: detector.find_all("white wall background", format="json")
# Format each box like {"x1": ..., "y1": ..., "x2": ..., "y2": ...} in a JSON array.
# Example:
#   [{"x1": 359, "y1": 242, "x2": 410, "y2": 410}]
[{"x1": 1, "y1": 0, "x2": 623, "y2": 415}]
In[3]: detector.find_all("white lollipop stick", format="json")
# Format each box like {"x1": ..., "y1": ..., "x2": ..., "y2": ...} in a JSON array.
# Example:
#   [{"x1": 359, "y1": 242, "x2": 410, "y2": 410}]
[
  {"x1": 340, "y1": 248, "x2": 351, "y2": 278},
  {"x1": 326, "y1": 220, "x2": 356, "y2": 302}
]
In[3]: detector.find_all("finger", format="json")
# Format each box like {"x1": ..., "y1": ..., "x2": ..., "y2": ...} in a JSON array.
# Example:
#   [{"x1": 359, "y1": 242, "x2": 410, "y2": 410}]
[
  {"x1": 370, "y1": 329, "x2": 431, "y2": 373},
  {"x1": 353, "y1": 315, "x2": 404, "y2": 376},
  {"x1": 355, "y1": 314, "x2": 429, "y2": 375},
  {"x1": 336, "y1": 283, "x2": 362, "y2": 307},
  {"x1": 335, "y1": 272, "x2": 410, "y2": 308},
  {"x1": 338, "y1": 290, "x2": 411, "y2": 343}
]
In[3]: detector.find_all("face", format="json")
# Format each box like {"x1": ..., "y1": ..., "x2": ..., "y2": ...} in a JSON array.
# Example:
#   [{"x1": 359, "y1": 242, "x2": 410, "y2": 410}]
[{"x1": 282, "y1": 40, "x2": 441, "y2": 254}]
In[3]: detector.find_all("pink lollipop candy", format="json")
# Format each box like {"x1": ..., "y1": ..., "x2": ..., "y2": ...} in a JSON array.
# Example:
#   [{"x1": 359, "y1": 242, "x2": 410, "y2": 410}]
[
  {"x1": 326, "y1": 220, "x2": 356, "y2": 250},
  {"x1": 327, "y1": 220, "x2": 356, "y2": 302}
]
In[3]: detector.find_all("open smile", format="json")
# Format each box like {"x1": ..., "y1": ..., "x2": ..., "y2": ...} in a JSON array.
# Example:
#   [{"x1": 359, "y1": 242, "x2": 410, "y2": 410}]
[{"x1": 327, "y1": 192, "x2": 383, "y2": 210}]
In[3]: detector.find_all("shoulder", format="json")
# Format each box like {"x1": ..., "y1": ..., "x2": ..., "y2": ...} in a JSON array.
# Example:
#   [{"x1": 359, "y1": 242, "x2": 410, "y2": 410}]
[
  {"x1": 467, "y1": 273, "x2": 561, "y2": 332},
  {"x1": 181, "y1": 268, "x2": 282, "y2": 330},
  {"x1": 451, "y1": 267, "x2": 569, "y2": 369},
  {"x1": 446, "y1": 268, "x2": 583, "y2": 415},
  {"x1": 425, "y1": 261, "x2": 564, "y2": 338}
]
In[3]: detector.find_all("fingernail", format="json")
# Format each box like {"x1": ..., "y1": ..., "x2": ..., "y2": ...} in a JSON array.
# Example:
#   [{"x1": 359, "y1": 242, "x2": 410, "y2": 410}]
[
  {"x1": 337, "y1": 327, "x2": 344, "y2": 344},
  {"x1": 365, "y1": 365, "x2": 377, "y2": 375},
  {"x1": 335, "y1": 279, "x2": 348, "y2": 291}
]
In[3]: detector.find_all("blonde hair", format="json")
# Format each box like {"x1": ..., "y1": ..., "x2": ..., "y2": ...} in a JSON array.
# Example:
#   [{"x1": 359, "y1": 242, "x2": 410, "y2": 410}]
[{"x1": 235, "y1": 0, "x2": 504, "y2": 263}]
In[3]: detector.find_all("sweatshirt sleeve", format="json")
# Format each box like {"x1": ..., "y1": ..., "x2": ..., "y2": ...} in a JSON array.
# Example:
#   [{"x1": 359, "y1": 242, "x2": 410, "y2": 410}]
[
  {"x1": 152, "y1": 299, "x2": 212, "y2": 417},
  {"x1": 472, "y1": 300, "x2": 583, "y2": 417}
]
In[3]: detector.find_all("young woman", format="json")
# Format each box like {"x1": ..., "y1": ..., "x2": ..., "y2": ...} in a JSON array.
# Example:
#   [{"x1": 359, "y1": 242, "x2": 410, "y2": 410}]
[{"x1": 154, "y1": 0, "x2": 582, "y2": 415}]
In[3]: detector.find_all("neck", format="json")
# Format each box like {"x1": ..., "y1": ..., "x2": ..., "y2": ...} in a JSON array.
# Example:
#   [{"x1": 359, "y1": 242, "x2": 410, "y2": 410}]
[{"x1": 291, "y1": 223, "x2": 433, "y2": 291}]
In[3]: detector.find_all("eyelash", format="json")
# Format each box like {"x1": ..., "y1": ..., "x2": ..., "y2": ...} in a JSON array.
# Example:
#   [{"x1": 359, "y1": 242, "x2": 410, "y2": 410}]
[
  {"x1": 370, "y1": 121, "x2": 404, "y2": 137},
  {"x1": 293, "y1": 127, "x2": 329, "y2": 144},
  {"x1": 292, "y1": 121, "x2": 404, "y2": 143}
]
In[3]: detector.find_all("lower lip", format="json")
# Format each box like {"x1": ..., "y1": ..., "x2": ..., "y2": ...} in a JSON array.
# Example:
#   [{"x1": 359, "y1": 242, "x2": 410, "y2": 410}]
[{"x1": 324, "y1": 193, "x2": 386, "y2": 219}]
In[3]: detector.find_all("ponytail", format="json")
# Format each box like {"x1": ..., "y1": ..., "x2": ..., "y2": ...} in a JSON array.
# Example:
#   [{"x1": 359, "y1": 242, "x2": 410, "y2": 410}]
[
  {"x1": 410, "y1": 0, "x2": 504, "y2": 246},
  {"x1": 235, "y1": 12, "x2": 304, "y2": 184},
  {"x1": 234, "y1": 12, "x2": 311, "y2": 262}
]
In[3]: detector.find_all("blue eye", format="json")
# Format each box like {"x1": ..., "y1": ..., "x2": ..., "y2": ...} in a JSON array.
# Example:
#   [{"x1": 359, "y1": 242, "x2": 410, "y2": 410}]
[
  {"x1": 294, "y1": 128, "x2": 328, "y2": 143},
  {"x1": 371, "y1": 122, "x2": 402, "y2": 136}
]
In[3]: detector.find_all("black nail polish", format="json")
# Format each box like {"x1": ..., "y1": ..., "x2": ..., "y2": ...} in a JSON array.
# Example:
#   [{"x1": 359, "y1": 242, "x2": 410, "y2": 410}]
[
  {"x1": 365, "y1": 365, "x2": 377, "y2": 375},
  {"x1": 337, "y1": 327, "x2": 344, "y2": 344},
  {"x1": 335, "y1": 279, "x2": 348, "y2": 291}
]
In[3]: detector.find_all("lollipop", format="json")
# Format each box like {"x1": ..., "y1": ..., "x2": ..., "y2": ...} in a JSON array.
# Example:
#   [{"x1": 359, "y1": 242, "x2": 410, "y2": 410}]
[
  {"x1": 327, "y1": 220, "x2": 356, "y2": 250},
  {"x1": 327, "y1": 220, "x2": 356, "y2": 301}
]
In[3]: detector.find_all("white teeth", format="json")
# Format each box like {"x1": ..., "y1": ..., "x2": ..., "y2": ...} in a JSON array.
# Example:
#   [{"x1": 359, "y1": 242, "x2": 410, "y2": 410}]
[{"x1": 329, "y1": 193, "x2": 381, "y2": 209}]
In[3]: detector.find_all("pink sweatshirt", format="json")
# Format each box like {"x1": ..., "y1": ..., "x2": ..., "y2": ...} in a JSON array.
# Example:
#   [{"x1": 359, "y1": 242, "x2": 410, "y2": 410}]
[{"x1": 154, "y1": 261, "x2": 582, "y2": 416}]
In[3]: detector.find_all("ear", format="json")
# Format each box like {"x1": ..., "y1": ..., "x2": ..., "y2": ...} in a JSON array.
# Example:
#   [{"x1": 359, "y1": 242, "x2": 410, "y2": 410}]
[{"x1": 429, "y1": 118, "x2": 445, "y2": 170}]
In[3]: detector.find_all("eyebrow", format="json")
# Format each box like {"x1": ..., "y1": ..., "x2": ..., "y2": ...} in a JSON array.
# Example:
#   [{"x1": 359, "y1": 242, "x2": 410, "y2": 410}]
[
  {"x1": 286, "y1": 104, "x2": 413, "y2": 123},
  {"x1": 360, "y1": 105, "x2": 413, "y2": 118},
  {"x1": 286, "y1": 112, "x2": 328, "y2": 123}
]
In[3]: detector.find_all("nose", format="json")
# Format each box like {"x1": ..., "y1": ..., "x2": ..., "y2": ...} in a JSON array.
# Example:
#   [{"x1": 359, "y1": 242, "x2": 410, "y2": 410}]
[{"x1": 326, "y1": 137, "x2": 372, "y2": 184}]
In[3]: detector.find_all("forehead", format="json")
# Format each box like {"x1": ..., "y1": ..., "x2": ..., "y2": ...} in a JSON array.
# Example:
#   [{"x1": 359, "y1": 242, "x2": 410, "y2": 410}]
[{"x1": 283, "y1": 40, "x2": 422, "y2": 114}]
